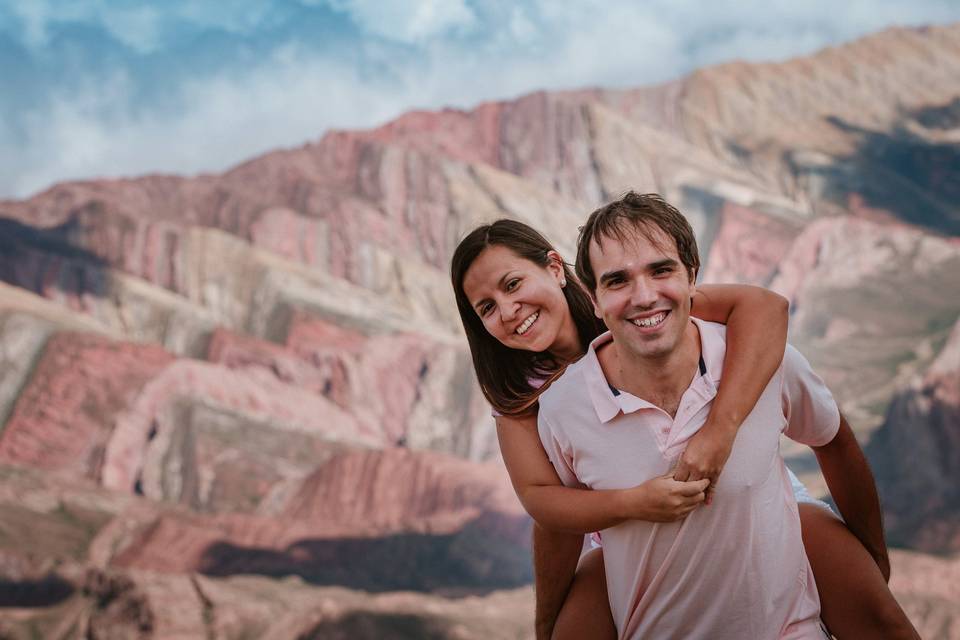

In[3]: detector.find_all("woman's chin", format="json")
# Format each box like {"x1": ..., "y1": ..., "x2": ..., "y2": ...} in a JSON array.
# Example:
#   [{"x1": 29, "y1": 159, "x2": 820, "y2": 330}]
[{"x1": 509, "y1": 332, "x2": 553, "y2": 354}]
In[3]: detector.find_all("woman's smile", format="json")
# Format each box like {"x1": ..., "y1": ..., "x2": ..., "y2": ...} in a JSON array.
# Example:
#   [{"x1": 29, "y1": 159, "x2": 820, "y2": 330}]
[{"x1": 515, "y1": 310, "x2": 540, "y2": 335}]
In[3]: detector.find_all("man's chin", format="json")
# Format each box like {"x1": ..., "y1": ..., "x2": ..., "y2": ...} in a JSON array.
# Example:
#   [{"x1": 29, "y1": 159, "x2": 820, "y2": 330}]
[{"x1": 618, "y1": 333, "x2": 677, "y2": 361}]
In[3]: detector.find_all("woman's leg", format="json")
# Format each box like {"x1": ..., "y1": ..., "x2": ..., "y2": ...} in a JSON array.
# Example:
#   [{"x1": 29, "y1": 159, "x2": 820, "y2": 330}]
[
  {"x1": 551, "y1": 547, "x2": 618, "y2": 640},
  {"x1": 798, "y1": 504, "x2": 919, "y2": 639}
]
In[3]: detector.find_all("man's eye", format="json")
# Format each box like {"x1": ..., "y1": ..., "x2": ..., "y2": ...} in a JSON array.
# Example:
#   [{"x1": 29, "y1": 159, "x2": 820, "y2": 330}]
[{"x1": 653, "y1": 267, "x2": 673, "y2": 276}]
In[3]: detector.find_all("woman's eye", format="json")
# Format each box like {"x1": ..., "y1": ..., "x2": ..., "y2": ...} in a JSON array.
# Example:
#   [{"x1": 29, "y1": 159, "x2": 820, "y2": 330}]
[
  {"x1": 480, "y1": 303, "x2": 494, "y2": 316},
  {"x1": 505, "y1": 278, "x2": 520, "y2": 291}
]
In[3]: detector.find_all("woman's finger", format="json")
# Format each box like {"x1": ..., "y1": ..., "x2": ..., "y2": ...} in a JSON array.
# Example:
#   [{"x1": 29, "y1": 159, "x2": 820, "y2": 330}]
[
  {"x1": 704, "y1": 484, "x2": 717, "y2": 506},
  {"x1": 679, "y1": 478, "x2": 711, "y2": 496},
  {"x1": 672, "y1": 462, "x2": 691, "y2": 482}
]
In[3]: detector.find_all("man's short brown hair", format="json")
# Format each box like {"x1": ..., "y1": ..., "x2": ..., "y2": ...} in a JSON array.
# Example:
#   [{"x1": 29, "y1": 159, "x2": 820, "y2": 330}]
[{"x1": 575, "y1": 192, "x2": 700, "y2": 292}]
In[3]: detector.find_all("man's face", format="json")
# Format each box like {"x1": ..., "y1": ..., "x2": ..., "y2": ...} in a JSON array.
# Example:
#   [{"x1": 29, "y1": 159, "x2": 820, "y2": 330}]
[{"x1": 588, "y1": 223, "x2": 696, "y2": 362}]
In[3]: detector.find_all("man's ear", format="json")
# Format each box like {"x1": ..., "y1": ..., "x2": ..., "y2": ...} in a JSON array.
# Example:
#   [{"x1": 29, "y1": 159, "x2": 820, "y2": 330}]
[{"x1": 592, "y1": 293, "x2": 602, "y2": 320}]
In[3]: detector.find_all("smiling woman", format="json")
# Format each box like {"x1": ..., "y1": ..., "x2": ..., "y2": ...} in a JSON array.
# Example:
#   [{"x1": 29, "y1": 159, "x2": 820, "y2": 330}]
[
  {"x1": 462, "y1": 244, "x2": 581, "y2": 361},
  {"x1": 450, "y1": 219, "x2": 604, "y2": 417}
]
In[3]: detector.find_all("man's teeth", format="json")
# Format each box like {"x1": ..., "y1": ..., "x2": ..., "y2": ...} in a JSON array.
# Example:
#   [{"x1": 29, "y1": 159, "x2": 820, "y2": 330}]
[
  {"x1": 516, "y1": 311, "x2": 539, "y2": 335},
  {"x1": 632, "y1": 312, "x2": 666, "y2": 328}
]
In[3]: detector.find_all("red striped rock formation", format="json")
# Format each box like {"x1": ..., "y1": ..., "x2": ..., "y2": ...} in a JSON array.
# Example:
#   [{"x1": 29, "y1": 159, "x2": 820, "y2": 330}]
[
  {"x1": 278, "y1": 448, "x2": 521, "y2": 532},
  {"x1": 699, "y1": 200, "x2": 803, "y2": 285},
  {"x1": 101, "y1": 448, "x2": 529, "y2": 592},
  {"x1": 0, "y1": 333, "x2": 172, "y2": 476}
]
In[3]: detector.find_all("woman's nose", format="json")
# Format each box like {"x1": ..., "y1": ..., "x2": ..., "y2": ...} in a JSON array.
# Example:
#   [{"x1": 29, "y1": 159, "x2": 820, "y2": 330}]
[{"x1": 499, "y1": 299, "x2": 521, "y2": 322}]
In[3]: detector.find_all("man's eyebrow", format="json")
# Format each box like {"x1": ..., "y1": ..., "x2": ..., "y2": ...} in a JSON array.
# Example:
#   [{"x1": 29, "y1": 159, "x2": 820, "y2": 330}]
[
  {"x1": 598, "y1": 258, "x2": 679, "y2": 285},
  {"x1": 648, "y1": 258, "x2": 679, "y2": 271},
  {"x1": 598, "y1": 268, "x2": 628, "y2": 285}
]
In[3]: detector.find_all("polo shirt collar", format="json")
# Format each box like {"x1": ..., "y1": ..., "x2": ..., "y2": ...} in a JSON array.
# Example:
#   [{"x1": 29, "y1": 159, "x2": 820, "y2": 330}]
[
  {"x1": 582, "y1": 318, "x2": 722, "y2": 424},
  {"x1": 583, "y1": 332, "x2": 622, "y2": 423}
]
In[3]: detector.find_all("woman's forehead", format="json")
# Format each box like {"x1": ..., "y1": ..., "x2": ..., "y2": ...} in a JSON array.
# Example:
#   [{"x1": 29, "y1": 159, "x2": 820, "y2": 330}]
[{"x1": 463, "y1": 245, "x2": 531, "y2": 293}]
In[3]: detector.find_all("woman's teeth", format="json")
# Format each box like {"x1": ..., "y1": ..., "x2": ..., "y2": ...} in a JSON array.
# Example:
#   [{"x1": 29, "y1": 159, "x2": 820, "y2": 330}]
[
  {"x1": 516, "y1": 311, "x2": 539, "y2": 335},
  {"x1": 632, "y1": 312, "x2": 666, "y2": 328}
]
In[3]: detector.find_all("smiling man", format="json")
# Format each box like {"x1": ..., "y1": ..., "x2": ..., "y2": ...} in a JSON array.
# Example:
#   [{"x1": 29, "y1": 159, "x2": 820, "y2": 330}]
[{"x1": 535, "y1": 192, "x2": 886, "y2": 639}]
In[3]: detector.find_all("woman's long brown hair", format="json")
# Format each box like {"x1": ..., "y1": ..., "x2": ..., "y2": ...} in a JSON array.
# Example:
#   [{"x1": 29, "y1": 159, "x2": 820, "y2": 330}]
[{"x1": 450, "y1": 219, "x2": 605, "y2": 417}]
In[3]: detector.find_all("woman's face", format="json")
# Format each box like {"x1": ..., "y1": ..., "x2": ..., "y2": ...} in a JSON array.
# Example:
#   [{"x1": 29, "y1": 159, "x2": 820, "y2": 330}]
[{"x1": 462, "y1": 244, "x2": 579, "y2": 358}]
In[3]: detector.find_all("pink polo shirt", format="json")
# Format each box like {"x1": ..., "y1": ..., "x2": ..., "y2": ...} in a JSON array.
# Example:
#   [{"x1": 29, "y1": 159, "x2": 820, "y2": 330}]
[{"x1": 537, "y1": 319, "x2": 839, "y2": 640}]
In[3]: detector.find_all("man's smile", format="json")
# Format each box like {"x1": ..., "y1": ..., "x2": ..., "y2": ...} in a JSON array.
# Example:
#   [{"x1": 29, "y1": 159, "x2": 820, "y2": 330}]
[{"x1": 629, "y1": 310, "x2": 669, "y2": 331}]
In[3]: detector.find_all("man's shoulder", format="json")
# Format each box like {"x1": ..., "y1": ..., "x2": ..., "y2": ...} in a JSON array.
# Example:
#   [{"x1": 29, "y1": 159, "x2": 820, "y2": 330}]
[
  {"x1": 691, "y1": 319, "x2": 728, "y2": 380},
  {"x1": 539, "y1": 357, "x2": 590, "y2": 413},
  {"x1": 780, "y1": 343, "x2": 828, "y2": 389},
  {"x1": 694, "y1": 318, "x2": 728, "y2": 343},
  {"x1": 782, "y1": 343, "x2": 808, "y2": 368}
]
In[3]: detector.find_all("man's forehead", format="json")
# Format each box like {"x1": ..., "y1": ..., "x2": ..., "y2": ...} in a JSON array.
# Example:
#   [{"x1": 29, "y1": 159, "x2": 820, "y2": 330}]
[{"x1": 589, "y1": 223, "x2": 678, "y2": 263}]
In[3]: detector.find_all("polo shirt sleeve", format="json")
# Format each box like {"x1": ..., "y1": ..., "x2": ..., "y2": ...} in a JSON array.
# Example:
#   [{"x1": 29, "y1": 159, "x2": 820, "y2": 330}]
[
  {"x1": 537, "y1": 407, "x2": 582, "y2": 488},
  {"x1": 780, "y1": 344, "x2": 841, "y2": 447}
]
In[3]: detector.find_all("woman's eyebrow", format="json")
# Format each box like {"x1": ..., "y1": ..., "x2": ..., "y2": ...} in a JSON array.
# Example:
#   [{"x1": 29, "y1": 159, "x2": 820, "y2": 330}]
[
  {"x1": 473, "y1": 297, "x2": 492, "y2": 311},
  {"x1": 472, "y1": 269, "x2": 521, "y2": 310},
  {"x1": 497, "y1": 271, "x2": 520, "y2": 288}
]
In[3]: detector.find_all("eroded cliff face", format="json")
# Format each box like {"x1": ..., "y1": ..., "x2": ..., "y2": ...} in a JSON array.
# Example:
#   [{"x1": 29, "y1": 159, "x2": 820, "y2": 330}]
[
  {"x1": 867, "y1": 319, "x2": 960, "y2": 553},
  {"x1": 1, "y1": 22, "x2": 959, "y2": 639},
  {"x1": 770, "y1": 217, "x2": 960, "y2": 432}
]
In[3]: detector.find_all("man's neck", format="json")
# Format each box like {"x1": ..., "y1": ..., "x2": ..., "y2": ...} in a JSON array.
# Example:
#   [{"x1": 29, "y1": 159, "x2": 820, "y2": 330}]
[{"x1": 598, "y1": 322, "x2": 702, "y2": 417}]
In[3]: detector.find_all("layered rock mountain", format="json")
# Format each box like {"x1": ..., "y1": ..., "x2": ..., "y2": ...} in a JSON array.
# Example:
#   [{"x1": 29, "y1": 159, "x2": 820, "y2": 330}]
[
  {"x1": 1, "y1": 22, "x2": 959, "y2": 639},
  {"x1": 867, "y1": 317, "x2": 960, "y2": 553}
]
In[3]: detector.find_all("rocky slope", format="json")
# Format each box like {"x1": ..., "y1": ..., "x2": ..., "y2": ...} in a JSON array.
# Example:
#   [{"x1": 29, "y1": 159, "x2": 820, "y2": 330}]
[
  {"x1": 867, "y1": 317, "x2": 960, "y2": 553},
  {"x1": 1, "y1": 22, "x2": 959, "y2": 638},
  {"x1": 0, "y1": 548, "x2": 954, "y2": 640}
]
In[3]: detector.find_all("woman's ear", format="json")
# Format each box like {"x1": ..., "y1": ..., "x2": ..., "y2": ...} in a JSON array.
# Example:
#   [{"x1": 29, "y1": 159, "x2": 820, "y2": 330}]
[{"x1": 546, "y1": 250, "x2": 565, "y2": 283}]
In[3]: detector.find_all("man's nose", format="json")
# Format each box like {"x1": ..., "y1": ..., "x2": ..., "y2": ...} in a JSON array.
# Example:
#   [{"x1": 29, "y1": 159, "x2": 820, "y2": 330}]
[{"x1": 629, "y1": 278, "x2": 658, "y2": 308}]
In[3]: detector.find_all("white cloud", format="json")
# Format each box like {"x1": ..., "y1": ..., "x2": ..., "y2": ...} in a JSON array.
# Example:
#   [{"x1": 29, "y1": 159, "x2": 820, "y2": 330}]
[
  {"x1": 2, "y1": 0, "x2": 959, "y2": 198},
  {"x1": 329, "y1": 0, "x2": 477, "y2": 43},
  {"x1": 1, "y1": 52, "x2": 404, "y2": 196}
]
